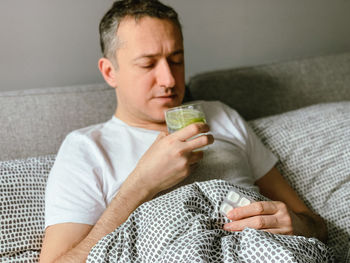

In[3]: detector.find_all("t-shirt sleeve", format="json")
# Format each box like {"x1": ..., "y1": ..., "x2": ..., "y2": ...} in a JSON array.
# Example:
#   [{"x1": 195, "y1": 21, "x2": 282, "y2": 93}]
[
  {"x1": 44, "y1": 132, "x2": 106, "y2": 228},
  {"x1": 219, "y1": 102, "x2": 278, "y2": 181}
]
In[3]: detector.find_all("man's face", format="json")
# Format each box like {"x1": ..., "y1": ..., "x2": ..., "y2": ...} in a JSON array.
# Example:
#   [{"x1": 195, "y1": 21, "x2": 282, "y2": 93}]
[{"x1": 113, "y1": 16, "x2": 185, "y2": 127}]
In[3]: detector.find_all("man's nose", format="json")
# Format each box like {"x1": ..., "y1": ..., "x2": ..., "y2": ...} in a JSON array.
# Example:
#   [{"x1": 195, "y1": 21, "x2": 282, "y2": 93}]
[{"x1": 156, "y1": 59, "x2": 176, "y2": 88}]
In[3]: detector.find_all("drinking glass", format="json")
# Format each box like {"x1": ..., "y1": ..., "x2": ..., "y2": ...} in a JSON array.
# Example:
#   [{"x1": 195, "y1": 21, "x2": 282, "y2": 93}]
[{"x1": 165, "y1": 103, "x2": 209, "y2": 150}]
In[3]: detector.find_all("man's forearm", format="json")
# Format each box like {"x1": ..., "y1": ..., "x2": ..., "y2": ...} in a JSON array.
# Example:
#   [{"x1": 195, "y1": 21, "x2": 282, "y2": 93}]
[
  {"x1": 54, "y1": 175, "x2": 156, "y2": 263},
  {"x1": 292, "y1": 211, "x2": 328, "y2": 242}
]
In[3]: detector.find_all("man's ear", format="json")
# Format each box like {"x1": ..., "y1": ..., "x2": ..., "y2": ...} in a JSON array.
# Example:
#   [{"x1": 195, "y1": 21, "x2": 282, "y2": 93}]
[{"x1": 98, "y1": 58, "x2": 118, "y2": 88}]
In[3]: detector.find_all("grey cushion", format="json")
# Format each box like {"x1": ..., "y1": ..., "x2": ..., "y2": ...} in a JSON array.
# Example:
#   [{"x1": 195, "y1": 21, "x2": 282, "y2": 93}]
[
  {"x1": 189, "y1": 52, "x2": 350, "y2": 120},
  {"x1": 0, "y1": 155, "x2": 55, "y2": 262},
  {"x1": 249, "y1": 102, "x2": 350, "y2": 262},
  {"x1": 0, "y1": 84, "x2": 116, "y2": 161}
]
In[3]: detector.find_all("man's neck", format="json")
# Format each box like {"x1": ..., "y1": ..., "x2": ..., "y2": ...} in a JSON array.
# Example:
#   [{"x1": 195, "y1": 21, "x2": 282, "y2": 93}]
[{"x1": 114, "y1": 112, "x2": 168, "y2": 133}]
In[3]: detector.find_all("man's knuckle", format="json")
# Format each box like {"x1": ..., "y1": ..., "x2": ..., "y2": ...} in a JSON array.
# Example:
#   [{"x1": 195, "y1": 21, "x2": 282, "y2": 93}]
[
  {"x1": 277, "y1": 201, "x2": 287, "y2": 210},
  {"x1": 272, "y1": 216, "x2": 279, "y2": 227},
  {"x1": 256, "y1": 217, "x2": 265, "y2": 229},
  {"x1": 255, "y1": 202, "x2": 265, "y2": 214},
  {"x1": 188, "y1": 124, "x2": 198, "y2": 133}
]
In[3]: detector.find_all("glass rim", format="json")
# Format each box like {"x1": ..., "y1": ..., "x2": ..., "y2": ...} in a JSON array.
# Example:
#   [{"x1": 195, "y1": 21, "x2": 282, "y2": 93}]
[{"x1": 164, "y1": 102, "x2": 203, "y2": 113}]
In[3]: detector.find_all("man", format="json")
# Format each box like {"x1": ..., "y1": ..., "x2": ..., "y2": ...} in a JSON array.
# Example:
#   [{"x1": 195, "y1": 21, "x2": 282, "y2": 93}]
[{"x1": 39, "y1": 1, "x2": 327, "y2": 262}]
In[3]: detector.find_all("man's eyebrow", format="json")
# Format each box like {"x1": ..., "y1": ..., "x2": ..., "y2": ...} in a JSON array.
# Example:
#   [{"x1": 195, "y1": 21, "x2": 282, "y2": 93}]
[{"x1": 133, "y1": 49, "x2": 184, "y2": 61}]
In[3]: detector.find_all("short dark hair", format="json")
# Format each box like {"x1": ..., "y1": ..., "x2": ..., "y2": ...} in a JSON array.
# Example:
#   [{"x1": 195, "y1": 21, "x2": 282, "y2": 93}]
[{"x1": 99, "y1": 0, "x2": 182, "y2": 66}]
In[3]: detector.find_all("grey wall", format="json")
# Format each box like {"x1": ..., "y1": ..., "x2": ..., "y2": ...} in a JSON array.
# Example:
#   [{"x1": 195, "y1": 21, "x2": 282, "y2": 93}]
[{"x1": 1, "y1": 0, "x2": 349, "y2": 92}]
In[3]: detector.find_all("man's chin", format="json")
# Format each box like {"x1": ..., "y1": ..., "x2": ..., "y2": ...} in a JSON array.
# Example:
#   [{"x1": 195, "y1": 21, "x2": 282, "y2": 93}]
[
  {"x1": 153, "y1": 95, "x2": 181, "y2": 107},
  {"x1": 149, "y1": 96, "x2": 183, "y2": 119}
]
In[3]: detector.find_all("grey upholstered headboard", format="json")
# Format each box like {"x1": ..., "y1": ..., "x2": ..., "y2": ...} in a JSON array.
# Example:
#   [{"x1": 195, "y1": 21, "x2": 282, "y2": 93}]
[
  {"x1": 0, "y1": 84, "x2": 116, "y2": 160},
  {"x1": 188, "y1": 52, "x2": 350, "y2": 120}
]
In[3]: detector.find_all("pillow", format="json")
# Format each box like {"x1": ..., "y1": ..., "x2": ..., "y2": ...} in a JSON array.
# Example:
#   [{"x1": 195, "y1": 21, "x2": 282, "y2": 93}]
[
  {"x1": 0, "y1": 155, "x2": 56, "y2": 262},
  {"x1": 249, "y1": 102, "x2": 350, "y2": 262}
]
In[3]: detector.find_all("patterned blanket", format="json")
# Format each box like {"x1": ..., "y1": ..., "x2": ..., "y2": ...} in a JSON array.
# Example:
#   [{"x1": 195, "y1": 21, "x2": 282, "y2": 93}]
[{"x1": 87, "y1": 180, "x2": 335, "y2": 263}]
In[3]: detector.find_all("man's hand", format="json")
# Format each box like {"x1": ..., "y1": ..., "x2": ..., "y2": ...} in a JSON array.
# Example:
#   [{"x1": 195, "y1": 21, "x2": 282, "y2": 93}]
[
  {"x1": 223, "y1": 167, "x2": 328, "y2": 242},
  {"x1": 130, "y1": 122, "x2": 214, "y2": 196},
  {"x1": 223, "y1": 201, "x2": 294, "y2": 235}
]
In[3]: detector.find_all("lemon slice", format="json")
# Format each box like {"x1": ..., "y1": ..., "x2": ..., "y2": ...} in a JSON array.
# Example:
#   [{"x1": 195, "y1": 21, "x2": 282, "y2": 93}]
[{"x1": 166, "y1": 108, "x2": 206, "y2": 132}]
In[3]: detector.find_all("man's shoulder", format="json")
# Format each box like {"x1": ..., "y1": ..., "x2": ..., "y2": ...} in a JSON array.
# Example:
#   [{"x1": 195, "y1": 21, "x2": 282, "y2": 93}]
[
  {"x1": 199, "y1": 100, "x2": 240, "y2": 118},
  {"x1": 198, "y1": 100, "x2": 234, "y2": 110},
  {"x1": 64, "y1": 117, "x2": 117, "y2": 144}
]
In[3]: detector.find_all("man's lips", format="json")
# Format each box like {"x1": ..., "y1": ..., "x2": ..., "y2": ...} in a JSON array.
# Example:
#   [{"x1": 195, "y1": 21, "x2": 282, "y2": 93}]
[{"x1": 154, "y1": 94, "x2": 177, "y2": 99}]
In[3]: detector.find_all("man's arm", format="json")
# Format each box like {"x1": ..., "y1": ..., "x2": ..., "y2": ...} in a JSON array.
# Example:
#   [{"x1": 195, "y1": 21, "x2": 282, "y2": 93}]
[
  {"x1": 40, "y1": 174, "x2": 156, "y2": 263},
  {"x1": 223, "y1": 167, "x2": 328, "y2": 242},
  {"x1": 40, "y1": 223, "x2": 92, "y2": 263},
  {"x1": 255, "y1": 167, "x2": 327, "y2": 241},
  {"x1": 40, "y1": 123, "x2": 214, "y2": 263}
]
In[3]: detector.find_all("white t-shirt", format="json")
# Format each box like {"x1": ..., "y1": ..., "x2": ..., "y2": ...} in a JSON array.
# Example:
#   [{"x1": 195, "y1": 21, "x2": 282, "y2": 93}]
[{"x1": 45, "y1": 101, "x2": 277, "y2": 228}]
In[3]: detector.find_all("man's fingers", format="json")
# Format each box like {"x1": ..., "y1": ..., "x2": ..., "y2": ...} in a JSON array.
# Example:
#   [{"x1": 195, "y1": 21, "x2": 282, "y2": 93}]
[
  {"x1": 185, "y1": 133, "x2": 214, "y2": 151},
  {"x1": 224, "y1": 201, "x2": 294, "y2": 235},
  {"x1": 227, "y1": 201, "x2": 278, "y2": 220},
  {"x1": 173, "y1": 123, "x2": 210, "y2": 141},
  {"x1": 223, "y1": 215, "x2": 279, "y2": 232},
  {"x1": 166, "y1": 123, "x2": 214, "y2": 152}
]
